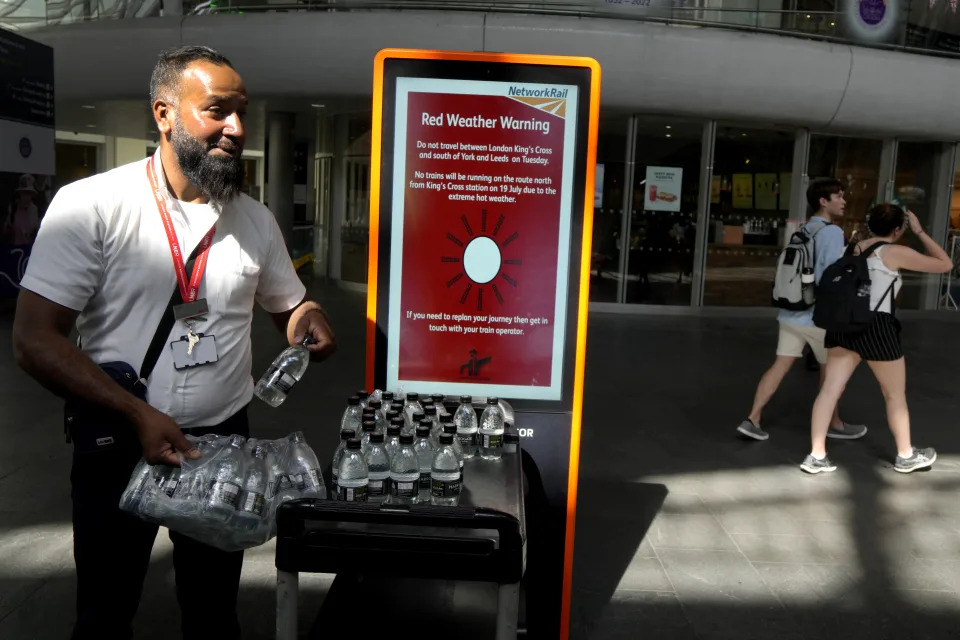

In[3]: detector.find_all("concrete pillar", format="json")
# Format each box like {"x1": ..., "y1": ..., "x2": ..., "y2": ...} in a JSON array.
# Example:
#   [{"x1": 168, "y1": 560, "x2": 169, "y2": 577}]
[{"x1": 267, "y1": 112, "x2": 295, "y2": 248}]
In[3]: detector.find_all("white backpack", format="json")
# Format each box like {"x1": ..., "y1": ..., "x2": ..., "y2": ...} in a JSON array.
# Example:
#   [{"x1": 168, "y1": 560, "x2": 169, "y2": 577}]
[{"x1": 771, "y1": 220, "x2": 829, "y2": 310}]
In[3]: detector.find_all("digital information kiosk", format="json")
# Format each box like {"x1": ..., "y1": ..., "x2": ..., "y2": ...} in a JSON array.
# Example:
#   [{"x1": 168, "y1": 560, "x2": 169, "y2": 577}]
[{"x1": 365, "y1": 49, "x2": 600, "y2": 638}]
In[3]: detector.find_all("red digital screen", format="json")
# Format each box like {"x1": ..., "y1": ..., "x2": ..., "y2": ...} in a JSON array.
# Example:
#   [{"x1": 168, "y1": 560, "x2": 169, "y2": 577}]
[{"x1": 386, "y1": 79, "x2": 577, "y2": 400}]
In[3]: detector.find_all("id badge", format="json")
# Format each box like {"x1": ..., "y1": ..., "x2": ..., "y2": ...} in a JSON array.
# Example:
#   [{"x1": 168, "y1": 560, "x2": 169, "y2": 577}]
[{"x1": 170, "y1": 333, "x2": 218, "y2": 370}]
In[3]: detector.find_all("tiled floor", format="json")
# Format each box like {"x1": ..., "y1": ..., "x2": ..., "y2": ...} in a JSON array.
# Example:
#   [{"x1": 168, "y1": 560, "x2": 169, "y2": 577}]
[{"x1": 3, "y1": 278, "x2": 960, "y2": 639}]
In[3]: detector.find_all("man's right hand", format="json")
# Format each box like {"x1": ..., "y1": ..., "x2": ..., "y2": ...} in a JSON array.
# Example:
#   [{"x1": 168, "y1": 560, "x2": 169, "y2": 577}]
[{"x1": 134, "y1": 405, "x2": 201, "y2": 466}]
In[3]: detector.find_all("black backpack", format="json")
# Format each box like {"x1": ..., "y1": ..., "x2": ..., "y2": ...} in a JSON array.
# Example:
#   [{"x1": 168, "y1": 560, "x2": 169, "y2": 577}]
[{"x1": 813, "y1": 241, "x2": 896, "y2": 333}]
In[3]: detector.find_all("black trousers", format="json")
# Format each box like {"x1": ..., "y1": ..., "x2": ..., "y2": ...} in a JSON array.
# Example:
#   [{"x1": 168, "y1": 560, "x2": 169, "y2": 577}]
[{"x1": 70, "y1": 408, "x2": 250, "y2": 640}]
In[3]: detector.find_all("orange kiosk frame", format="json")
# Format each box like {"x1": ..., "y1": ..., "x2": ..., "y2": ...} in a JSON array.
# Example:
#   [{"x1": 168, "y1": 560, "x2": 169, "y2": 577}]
[{"x1": 365, "y1": 49, "x2": 600, "y2": 638}]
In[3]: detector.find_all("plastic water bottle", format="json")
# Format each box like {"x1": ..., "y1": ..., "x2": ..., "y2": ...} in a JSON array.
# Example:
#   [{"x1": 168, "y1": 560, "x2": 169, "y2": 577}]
[
  {"x1": 356, "y1": 389, "x2": 370, "y2": 409},
  {"x1": 414, "y1": 424, "x2": 435, "y2": 498},
  {"x1": 120, "y1": 460, "x2": 154, "y2": 513},
  {"x1": 386, "y1": 409, "x2": 401, "y2": 429},
  {"x1": 479, "y1": 397, "x2": 505, "y2": 460},
  {"x1": 254, "y1": 337, "x2": 315, "y2": 407},
  {"x1": 360, "y1": 420, "x2": 377, "y2": 454},
  {"x1": 442, "y1": 423, "x2": 465, "y2": 482},
  {"x1": 405, "y1": 411, "x2": 425, "y2": 437},
  {"x1": 381, "y1": 391, "x2": 395, "y2": 411},
  {"x1": 424, "y1": 405, "x2": 441, "y2": 446},
  {"x1": 368, "y1": 400, "x2": 389, "y2": 435},
  {"x1": 402, "y1": 393, "x2": 423, "y2": 431},
  {"x1": 454, "y1": 395, "x2": 478, "y2": 459},
  {"x1": 235, "y1": 445, "x2": 269, "y2": 529},
  {"x1": 340, "y1": 396, "x2": 363, "y2": 434},
  {"x1": 286, "y1": 431, "x2": 326, "y2": 497},
  {"x1": 336, "y1": 439, "x2": 368, "y2": 502},
  {"x1": 388, "y1": 434, "x2": 419, "y2": 505},
  {"x1": 364, "y1": 433, "x2": 391, "y2": 504},
  {"x1": 431, "y1": 393, "x2": 447, "y2": 416},
  {"x1": 384, "y1": 421, "x2": 402, "y2": 463},
  {"x1": 503, "y1": 429, "x2": 520, "y2": 455},
  {"x1": 331, "y1": 428, "x2": 356, "y2": 499},
  {"x1": 431, "y1": 433, "x2": 462, "y2": 506},
  {"x1": 204, "y1": 435, "x2": 246, "y2": 520}
]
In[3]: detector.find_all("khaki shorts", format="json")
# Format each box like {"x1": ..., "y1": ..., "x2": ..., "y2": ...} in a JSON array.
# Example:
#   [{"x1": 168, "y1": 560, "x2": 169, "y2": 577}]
[{"x1": 776, "y1": 322, "x2": 828, "y2": 364}]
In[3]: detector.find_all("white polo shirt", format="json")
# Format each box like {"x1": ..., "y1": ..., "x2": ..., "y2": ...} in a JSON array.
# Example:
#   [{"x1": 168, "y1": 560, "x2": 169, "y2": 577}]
[{"x1": 20, "y1": 152, "x2": 306, "y2": 428}]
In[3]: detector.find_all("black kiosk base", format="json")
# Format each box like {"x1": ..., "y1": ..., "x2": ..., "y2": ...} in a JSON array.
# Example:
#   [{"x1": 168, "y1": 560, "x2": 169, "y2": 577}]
[{"x1": 275, "y1": 452, "x2": 526, "y2": 640}]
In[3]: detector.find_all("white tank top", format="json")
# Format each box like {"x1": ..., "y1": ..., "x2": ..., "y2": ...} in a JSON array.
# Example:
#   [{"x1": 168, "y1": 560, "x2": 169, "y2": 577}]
[{"x1": 867, "y1": 246, "x2": 901, "y2": 314}]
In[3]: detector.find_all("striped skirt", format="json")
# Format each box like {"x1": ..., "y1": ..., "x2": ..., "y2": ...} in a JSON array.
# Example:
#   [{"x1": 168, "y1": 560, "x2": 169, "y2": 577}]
[{"x1": 825, "y1": 312, "x2": 902, "y2": 362}]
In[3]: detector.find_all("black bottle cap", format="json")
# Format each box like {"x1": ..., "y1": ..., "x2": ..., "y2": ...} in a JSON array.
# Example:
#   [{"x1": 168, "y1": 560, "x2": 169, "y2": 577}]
[
  {"x1": 487, "y1": 397, "x2": 499, "y2": 404},
  {"x1": 346, "y1": 438, "x2": 362, "y2": 450},
  {"x1": 419, "y1": 418, "x2": 433, "y2": 429},
  {"x1": 416, "y1": 426, "x2": 431, "y2": 438},
  {"x1": 357, "y1": 390, "x2": 369, "y2": 399},
  {"x1": 406, "y1": 392, "x2": 419, "y2": 401},
  {"x1": 362, "y1": 420, "x2": 376, "y2": 433},
  {"x1": 460, "y1": 395, "x2": 472, "y2": 403},
  {"x1": 400, "y1": 434, "x2": 414, "y2": 445},
  {"x1": 370, "y1": 433, "x2": 385, "y2": 444},
  {"x1": 347, "y1": 396, "x2": 360, "y2": 405},
  {"x1": 440, "y1": 414, "x2": 454, "y2": 424},
  {"x1": 413, "y1": 411, "x2": 425, "y2": 422},
  {"x1": 369, "y1": 400, "x2": 382, "y2": 410},
  {"x1": 504, "y1": 432, "x2": 520, "y2": 444},
  {"x1": 387, "y1": 425, "x2": 401, "y2": 436},
  {"x1": 439, "y1": 433, "x2": 454, "y2": 445},
  {"x1": 340, "y1": 428, "x2": 356, "y2": 440},
  {"x1": 424, "y1": 406, "x2": 437, "y2": 415},
  {"x1": 387, "y1": 410, "x2": 400, "y2": 421},
  {"x1": 390, "y1": 417, "x2": 404, "y2": 428},
  {"x1": 431, "y1": 393, "x2": 444, "y2": 403},
  {"x1": 383, "y1": 391, "x2": 395, "y2": 401},
  {"x1": 443, "y1": 424, "x2": 456, "y2": 434},
  {"x1": 361, "y1": 408, "x2": 375, "y2": 416}
]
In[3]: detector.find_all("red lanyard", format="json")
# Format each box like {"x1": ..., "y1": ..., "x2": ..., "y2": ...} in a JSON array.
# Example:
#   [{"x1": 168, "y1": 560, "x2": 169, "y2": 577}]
[{"x1": 147, "y1": 156, "x2": 216, "y2": 303}]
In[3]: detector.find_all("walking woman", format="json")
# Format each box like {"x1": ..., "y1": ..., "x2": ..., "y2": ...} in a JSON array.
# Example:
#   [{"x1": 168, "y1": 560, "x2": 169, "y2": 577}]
[{"x1": 801, "y1": 204, "x2": 953, "y2": 474}]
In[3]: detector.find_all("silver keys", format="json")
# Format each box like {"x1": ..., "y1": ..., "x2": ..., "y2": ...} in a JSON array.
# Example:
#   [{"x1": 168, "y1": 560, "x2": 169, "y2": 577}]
[{"x1": 187, "y1": 330, "x2": 200, "y2": 356}]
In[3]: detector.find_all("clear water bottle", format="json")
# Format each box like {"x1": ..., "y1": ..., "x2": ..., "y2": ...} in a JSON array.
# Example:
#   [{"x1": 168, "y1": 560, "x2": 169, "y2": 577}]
[
  {"x1": 503, "y1": 429, "x2": 520, "y2": 455},
  {"x1": 405, "y1": 411, "x2": 425, "y2": 437},
  {"x1": 424, "y1": 405, "x2": 441, "y2": 446},
  {"x1": 442, "y1": 423, "x2": 465, "y2": 482},
  {"x1": 479, "y1": 397, "x2": 505, "y2": 460},
  {"x1": 336, "y1": 439, "x2": 368, "y2": 502},
  {"x1": 360, "y1": 420, "x2": 377, "y2": 455},
  {"x1": 431, "y1": 433, "x2": 462, "y2": 507},
  {"x1": 368, "y1": 388, "x2": 383, "y2": 406},
  {"x1": 254, "y1": 337, "x2": 315, "y2": 407},
  {"x1": 331, "y1": 428, "x2": 356, "y2": 500},
  {"x1": 454, "y1": 395, "x2": 478, "y2": 459},
  {"x1": 356, "y1": 389, "x2": 370, "y2": 409},
  {"x1": 340, "y1": 396, "x2": 363, "y2": 434},
  {"x1": 286, "y1": 431, "x2": 326, "y2": 497},
  {"x1": 384, "y1": 421, "x2": 403, "y2": 463},
  {"x1": 120, "y1": 460, "x2": 154, "y2": 513},
  {"x1": 388, "y1": 434, "x2": 420, "y2": 505},
  {"x1": 386, "y1": 409, "x2": 401, "y2": 429},
  {"x1": 801, "y1": 267, "x2": 815, "y2": 306},
  {"x1": 204, "y1": 435, "x2": 246, "y2": 520},
  {"x1": 368, "y1": 400, "x2": 389, "y2": 435},
  {"x1": 364, "y1": 433, "x2": 391, "y2": 504},
  {"x1": 431, "y1": 393, "x2": 447, "y2": 415},
  {"x1": 381, "y1": 391, "x2": 395, "y2": 411},
  {"x1": 402, "y1": 393, "x2": 424, "y2": 431},
  {"x1": 234, "y1": 445, "x2": 269, "y2": 529},
  {"x1": 414, "y1": 423, "x2": 435, "y2": 498}
]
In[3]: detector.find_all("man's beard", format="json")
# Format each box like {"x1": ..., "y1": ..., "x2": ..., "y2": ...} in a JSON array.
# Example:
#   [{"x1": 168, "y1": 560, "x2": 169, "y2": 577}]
[{"x1": 171, "y1": 123, "x2": 244, "y2": 203}]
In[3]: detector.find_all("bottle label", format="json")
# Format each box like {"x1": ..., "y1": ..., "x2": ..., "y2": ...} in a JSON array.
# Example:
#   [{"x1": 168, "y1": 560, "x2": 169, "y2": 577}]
[
  {"x1": 162, "y1": 478, "x2": 179, "y2": 498},
  {"x1": 303, "y1": 469, "x2": 323, "y2": 492},
  {"x1": 209, "y1": 481, "x2": 240, "y2": 508},
  {"x1": 481, "y1": 433, "x2": 503, "y2": 448},
  {"x1": 390, "y1": 480, "x2": 417, "y2": 498},
  {"x1": 457, "y1": 432, "x2": 477, "y2": 449},
  {"x1": 338, "y1": 485, "x2": 368, "y2": 502},
  {"x1": 419, "y1": 471, "x2": 431, "y2": 489},
  {"x1": 239, "y1": 490, "x2": 265, "y2": 516},
  {"x1": 431, "y1": 477, "x2": 462, "y2": 498},
  {"x1": 265, "y1": 367, "x2": 298, "y2": 394},
  {"x1": 368, "y1": 479, "x2": 386, "y2": 497}
]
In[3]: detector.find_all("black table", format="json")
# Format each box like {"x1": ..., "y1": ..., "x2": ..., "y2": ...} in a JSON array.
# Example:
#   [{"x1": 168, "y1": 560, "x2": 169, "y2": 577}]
[{"x1": 274, "y1": 450, "x2": 526, "y2": 639}]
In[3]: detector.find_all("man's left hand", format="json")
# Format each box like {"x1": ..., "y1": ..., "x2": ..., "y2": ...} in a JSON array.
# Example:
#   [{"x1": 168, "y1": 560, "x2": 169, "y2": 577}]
[{"x1": 291, "y1": 305, "x2": 337, "y2": 361}]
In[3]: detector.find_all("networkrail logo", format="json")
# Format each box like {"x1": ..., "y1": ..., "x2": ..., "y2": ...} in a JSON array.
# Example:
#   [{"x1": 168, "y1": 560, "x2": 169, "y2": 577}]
[{"x1": 506, "y1": 86, "x2": 569, "y2": 118}]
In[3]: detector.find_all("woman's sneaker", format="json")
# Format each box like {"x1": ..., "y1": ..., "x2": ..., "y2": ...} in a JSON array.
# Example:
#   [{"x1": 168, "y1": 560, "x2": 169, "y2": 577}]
[
  {"x1": 800, "y1": 454, "x2": 837, "y2": 474},
  {"x1": 736, "y1": 419, "x2": 769, "y2": 441},
  {"x1": 894, "y1": 447, "x2": 937, "y2": 473}
]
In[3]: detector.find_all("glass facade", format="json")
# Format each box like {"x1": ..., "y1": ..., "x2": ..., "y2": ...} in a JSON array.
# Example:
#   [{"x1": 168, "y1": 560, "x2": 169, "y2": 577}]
[
  {"x1": 326, "y1": 111, "x2": 955, "y2": 311},
  {"x1": 703, "y1": 127, "x2": 794, "y2": 307}
]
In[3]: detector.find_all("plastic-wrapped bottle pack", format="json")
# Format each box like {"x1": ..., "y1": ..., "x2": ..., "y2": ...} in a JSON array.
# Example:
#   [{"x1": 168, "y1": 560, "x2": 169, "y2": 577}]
[{"x1": 118, "y1": 431, "x2": 325, "y2": 552}]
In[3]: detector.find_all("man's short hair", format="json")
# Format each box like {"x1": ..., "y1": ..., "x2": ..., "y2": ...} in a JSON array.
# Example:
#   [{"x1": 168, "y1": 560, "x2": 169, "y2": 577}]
[
  {"x1": 806, "y1": 178, "x2": 843, "y2": 213},
  {"x1": 150, "y1": 45, "x2": 234, "y2": 105}
]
